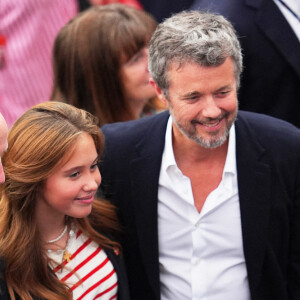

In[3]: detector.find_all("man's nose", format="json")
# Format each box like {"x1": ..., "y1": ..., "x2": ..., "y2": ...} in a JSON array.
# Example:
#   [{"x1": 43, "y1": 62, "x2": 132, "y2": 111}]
[{"x1": 201, "y1": 96, "x2": 222, "y2": 119}]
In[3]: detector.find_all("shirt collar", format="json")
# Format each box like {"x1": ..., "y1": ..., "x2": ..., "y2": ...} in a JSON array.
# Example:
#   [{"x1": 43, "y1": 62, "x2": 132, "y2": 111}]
[{"x1": 161, "y1": 116, "x2": 237, "y2": 176}]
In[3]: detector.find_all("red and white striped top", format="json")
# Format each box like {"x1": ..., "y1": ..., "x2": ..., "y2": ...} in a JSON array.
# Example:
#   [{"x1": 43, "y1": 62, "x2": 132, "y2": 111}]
[
  {"x1": 0, "y1": 0, "x2": 78, "y2": 128},
  {"x1": 48, "y1": 228, "x2": 118, "y2": 300}
]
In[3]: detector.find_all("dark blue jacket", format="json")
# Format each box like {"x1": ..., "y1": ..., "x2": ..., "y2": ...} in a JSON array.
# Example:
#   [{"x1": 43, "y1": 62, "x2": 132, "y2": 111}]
[{"x1": 100, "y1": 111, "x2": 300, "y2": 300}]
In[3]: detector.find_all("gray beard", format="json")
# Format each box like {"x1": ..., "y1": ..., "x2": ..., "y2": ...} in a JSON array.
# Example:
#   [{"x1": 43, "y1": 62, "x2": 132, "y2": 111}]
[{"x1": 173, "y1": 113, "x2": 236, "y2": 149}]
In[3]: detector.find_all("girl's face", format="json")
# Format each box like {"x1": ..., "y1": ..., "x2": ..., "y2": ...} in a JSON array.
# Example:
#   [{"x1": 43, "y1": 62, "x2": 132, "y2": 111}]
[
  {"x1": 36, "y1": 132, "x2": 101, "y2": 223},
  {"x1": 120, "y1": 47, "x2": 156, "y2": 107}
]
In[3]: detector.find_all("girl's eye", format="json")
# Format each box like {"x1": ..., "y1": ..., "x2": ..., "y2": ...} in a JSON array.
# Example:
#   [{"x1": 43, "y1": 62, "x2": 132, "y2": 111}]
[
  {"x1": 90, "y1": 163, "x2": 98, "y2": 171},
  {"x1": 69, "y1": 172, "x2": 79, "y2": 178},
  {"x1": 131, "y1": 53, "x2": 142, "y2": 64}
]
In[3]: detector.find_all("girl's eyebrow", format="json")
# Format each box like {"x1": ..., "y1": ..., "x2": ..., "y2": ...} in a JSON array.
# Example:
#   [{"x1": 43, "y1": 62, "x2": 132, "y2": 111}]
[{"x1": 62, "y1": 156, "x2": 99, "y2": 175}]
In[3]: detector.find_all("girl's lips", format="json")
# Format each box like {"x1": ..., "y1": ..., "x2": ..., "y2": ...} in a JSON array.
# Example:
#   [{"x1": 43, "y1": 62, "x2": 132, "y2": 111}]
[{"x1": 74, "y1": 194, "x2": 95, "y2": 204}]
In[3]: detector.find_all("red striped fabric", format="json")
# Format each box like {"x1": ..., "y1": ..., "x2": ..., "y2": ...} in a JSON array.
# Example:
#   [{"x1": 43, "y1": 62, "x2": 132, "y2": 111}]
[
  {"x1": 52, "y1": 237, "x2": 92, "y2": 273},
  {"x1": 95, "y1": 282, "x2": 118, "y2": 299},
  {"x1": 76, "y1": 269, "x2": 116, "y2": 299},
  {"x1": 71, "y1": 257, "x2": 110, "y2": 291},
  {"x1": 48, "y1": 227, "x2": 118, "y2": 300},
  {"x1": 60, "y1": 246, "x2": 102, "y2": 282}
]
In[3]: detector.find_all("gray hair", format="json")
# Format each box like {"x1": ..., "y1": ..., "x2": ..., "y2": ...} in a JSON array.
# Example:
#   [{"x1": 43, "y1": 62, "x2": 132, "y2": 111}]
[{"x1": 148, "y1": 10, "x2": 243, "y2": 97}]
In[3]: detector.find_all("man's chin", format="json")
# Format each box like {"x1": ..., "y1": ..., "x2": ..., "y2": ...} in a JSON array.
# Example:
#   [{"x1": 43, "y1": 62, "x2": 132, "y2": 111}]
[{"x1": 189, "y1": 128, "x2": 230, "y2": 148}]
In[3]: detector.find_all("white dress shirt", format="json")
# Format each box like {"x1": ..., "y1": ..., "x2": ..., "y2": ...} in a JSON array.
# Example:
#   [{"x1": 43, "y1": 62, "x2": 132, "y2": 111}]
[
  {"x1": 274, "y1": 0, "x2": 300, "y2": 41},
  {"x1": 158, "y1": 116, "x2": 250, "y2": 300}
]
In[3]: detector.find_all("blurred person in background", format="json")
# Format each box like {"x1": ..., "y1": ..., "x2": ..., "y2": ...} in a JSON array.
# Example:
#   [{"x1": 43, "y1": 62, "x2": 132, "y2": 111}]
[
  {"x1": 139, "y1": 0, "x2": 194, "y2": 23},
  {"x1": 0, "y1": 0, "x2": 92, "y2": 128},
  {"x1": 51, "y1": 4, "x2": 165, "y2": 126},
  {"x1": 0, "y1": 102, "x2": 130, "y2": 300},
  {"x1": 190, "y1": 0, "x2": 300, "y2": 127},
  {"x1": 89, "y1": 0, "x2": 194, "y2": 22},
  {"x1": 0, "y1": 0, "x2": 144, "y2": 129},
  {"x1": 0, "y1": 113, "x2": 8, "y2": 184},
  {"x1": 89, "y1": 0, "x2": 142, "y2": 10}
]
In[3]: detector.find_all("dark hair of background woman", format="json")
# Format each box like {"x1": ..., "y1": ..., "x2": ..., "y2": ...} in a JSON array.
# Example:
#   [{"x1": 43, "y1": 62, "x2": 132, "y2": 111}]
[{"x1": 51, "y1": 4, "x2": 157, "y2": 126}]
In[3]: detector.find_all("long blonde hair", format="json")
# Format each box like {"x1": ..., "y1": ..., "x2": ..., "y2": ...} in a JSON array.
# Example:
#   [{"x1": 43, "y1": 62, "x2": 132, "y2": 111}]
[{"x1": 0, "y1": 102, "x2": 119, "y2": 300}]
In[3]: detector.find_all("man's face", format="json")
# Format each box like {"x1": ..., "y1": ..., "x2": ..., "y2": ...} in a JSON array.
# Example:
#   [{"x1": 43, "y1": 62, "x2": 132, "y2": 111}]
[
  {"x1": 0, "y1": 113, "x2": 8, "y2": 183},
  {"x1": 153, "y1": 57, "x2": 238, "y2": 149}
]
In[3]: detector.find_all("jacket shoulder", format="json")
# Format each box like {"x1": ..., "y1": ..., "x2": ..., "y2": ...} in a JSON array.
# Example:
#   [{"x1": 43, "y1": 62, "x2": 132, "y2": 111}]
[
  {"x1": 236, "y1": 111, "x2": 300, "y2": 147},
  {"x1": 102, "y1": 112, "x2": 169, "y2": 143}
]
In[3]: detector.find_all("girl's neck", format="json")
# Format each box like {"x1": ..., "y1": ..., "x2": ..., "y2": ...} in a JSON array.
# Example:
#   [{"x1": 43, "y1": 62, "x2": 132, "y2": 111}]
[
  {"x1": 36, "y1": 213, "x2": 67, "y2": 244},
  {"x1": 44, "y1": 222, "x2": 70, "y2": 252}
]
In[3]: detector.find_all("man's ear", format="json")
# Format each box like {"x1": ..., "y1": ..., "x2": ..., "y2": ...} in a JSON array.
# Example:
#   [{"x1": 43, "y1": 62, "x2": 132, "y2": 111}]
[{"x1": 150, "y1": 78, "x2": 168, "y2": 106}]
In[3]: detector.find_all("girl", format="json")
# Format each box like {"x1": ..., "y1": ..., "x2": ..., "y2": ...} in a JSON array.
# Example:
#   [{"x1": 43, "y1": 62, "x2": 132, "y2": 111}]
[{"x1": 0, "y1": 102, "x2": 130, "y2": 300}]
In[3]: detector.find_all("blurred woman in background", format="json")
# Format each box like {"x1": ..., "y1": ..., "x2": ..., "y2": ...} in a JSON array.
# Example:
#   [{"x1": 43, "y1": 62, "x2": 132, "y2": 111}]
[{"x1": 51, "y1": 4, "x2": 165, "y2": 126}]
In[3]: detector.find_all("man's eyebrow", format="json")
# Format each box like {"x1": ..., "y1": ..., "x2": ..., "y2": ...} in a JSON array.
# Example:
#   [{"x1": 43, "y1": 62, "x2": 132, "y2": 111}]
[
  {"x1": 181, "y1": 91, "x2": 202, "y2": 99},
  {"x1": 178, "y1": 83, "x2": 235, "y2": 100}
]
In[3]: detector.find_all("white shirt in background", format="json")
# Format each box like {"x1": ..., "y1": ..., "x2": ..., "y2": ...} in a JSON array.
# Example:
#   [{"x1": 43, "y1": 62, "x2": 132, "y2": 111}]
[{"x1": 274, "y1": 0, "x2": 300, "y2": 41}]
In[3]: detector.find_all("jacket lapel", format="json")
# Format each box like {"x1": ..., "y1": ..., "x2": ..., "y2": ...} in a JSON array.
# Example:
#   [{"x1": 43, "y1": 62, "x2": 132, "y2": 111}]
[
  {"x1": 235, "y1": 113, "x2": 271, "y2": 294},
  {"x1": 105, "y1": 249, "x2": 130, "y2": 300},
  {"x1": 255, "y1": 0, "x2": 300, "y2": 80},
  {"x1": 130, "y1": 112, "x2": 169, "y2": 300}
]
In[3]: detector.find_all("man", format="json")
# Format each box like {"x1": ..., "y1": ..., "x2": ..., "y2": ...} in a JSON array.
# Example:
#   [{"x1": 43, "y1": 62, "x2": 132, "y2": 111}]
[
  {"x1": 0, "y1": 113, "x2": 8, "y2": 183},
  {"x1": 100, "y1": 10, "x2": 300, "y2": 300},
  {"x1": 190, "y1": 0, "x2": 300, "y2": 128}
]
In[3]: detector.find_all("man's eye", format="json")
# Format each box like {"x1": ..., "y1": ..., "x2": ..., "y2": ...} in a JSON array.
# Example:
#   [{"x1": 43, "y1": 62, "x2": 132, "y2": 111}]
[
  {"x1": 217, "y1": 91, "x2": 230, "y2": 97},
  {"x1": 183, "y1": 95, "x2": 199, "y2": 101},
  {"x1": 189, "y1": 96, "x2": 199, "y2": 100}
]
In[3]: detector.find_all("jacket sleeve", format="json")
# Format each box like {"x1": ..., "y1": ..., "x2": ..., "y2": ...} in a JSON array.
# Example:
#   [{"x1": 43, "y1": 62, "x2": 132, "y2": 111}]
[
  {"x1": 0, "y1": 259, "x2": 12, "y2": 300},
  {"x1": 288, "y1": 166, "x2": 300, "y2": 299}
]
